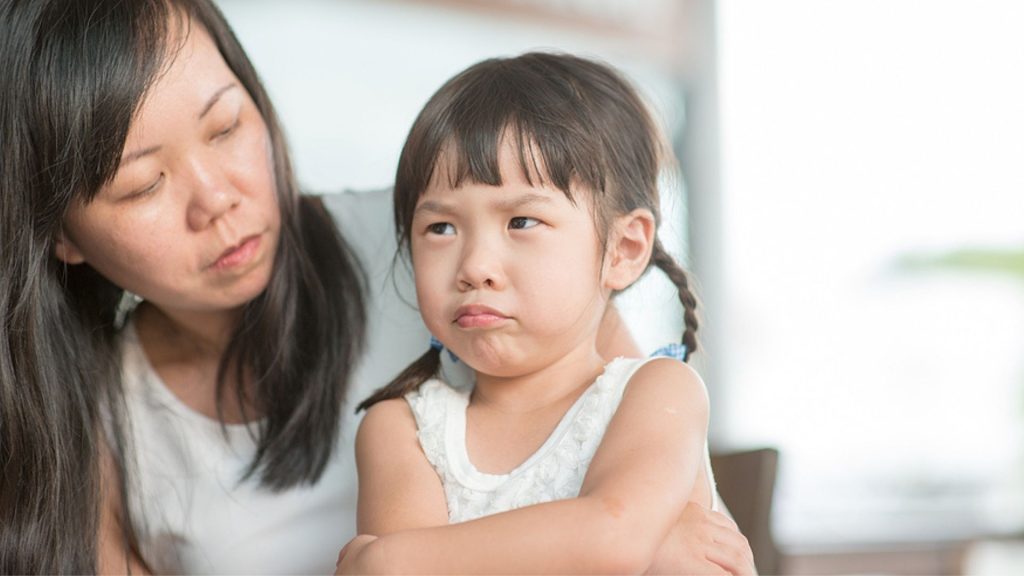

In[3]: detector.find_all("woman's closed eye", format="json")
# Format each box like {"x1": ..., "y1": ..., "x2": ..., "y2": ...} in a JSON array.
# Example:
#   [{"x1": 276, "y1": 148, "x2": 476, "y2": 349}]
[
  {"x1": 508, "y1": 216, "x2": 540, "y2": 230},
  {"x1": 124, "y1": 173, "x2": 164, "y2": 201},
  {"x1": 426, "y1": 222, "x2": 456, "y2": 236},
  {"x1": 212, "y1": 116, "x2": 240, "y2": 140}
]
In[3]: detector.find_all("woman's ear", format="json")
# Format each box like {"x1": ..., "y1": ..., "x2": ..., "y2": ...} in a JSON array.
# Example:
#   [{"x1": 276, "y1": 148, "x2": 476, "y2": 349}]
[
  {"x1": 603, "y1": 208, "x2": 656, "y2": 291},
  {"x1": 54, "y1": 230, "x2": 86, "y2": 265}
]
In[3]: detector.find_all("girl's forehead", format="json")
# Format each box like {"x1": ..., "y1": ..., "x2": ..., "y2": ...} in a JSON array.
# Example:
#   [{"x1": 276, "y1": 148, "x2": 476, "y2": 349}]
[{"x1": 427, "y1": 135, "x2": 555, "y2": 193}]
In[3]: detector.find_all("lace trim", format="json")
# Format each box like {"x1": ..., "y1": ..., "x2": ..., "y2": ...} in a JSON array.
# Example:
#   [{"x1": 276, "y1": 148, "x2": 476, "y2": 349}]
[{"x1": 406, "y1": 358, "x2": 650, "y2": 522}]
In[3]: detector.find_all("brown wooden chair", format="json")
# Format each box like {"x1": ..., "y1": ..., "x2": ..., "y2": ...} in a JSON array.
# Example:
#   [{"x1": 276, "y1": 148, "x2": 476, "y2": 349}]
[{"x1": 711, "y1": 448, "x2": 781, "y2": 575}]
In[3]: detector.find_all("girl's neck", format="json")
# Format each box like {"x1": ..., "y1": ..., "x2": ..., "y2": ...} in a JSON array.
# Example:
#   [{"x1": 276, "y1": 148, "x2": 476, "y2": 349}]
[{"x1": 471, "y1": 342, "x2": 608, "y2": 414}]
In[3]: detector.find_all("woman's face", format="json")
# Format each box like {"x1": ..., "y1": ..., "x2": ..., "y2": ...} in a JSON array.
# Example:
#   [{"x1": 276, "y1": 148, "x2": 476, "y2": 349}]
[{"x1": 58, "y1": 24, "x2": 280, "y2": 317}]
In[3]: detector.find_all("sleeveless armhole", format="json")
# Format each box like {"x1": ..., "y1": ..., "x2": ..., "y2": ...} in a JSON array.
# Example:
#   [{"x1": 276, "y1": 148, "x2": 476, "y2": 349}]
[
  {"x1": 624, "y1": 356, "x2": 719, "y2": 511},
  {"x1": 404, "y1": 380, "x2": 456, "y2": 474}
]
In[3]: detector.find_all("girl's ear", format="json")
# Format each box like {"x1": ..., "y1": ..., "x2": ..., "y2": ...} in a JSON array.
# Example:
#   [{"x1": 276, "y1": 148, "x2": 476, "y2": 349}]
[
  {"x1": 54, "y1": 230, "x2": 86, "y2": 265},
  {"x1": 603, "y1": 208, "x2": 656, "y2": 291}
]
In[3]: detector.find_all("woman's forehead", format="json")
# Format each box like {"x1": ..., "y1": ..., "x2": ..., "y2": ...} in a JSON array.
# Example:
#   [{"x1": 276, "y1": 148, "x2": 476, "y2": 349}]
[{"x1": 128, "y1": 24, "x2": 237, "y2": 133}]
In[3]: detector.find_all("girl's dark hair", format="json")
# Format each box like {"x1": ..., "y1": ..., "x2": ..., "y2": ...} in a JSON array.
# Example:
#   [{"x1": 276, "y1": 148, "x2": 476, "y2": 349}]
[
  {"x1": 358, "y1": 52, "x2": 698, "y2": 412},
  {"x1": 0, "y1": 0, "x2": 365, "y2": 571}
]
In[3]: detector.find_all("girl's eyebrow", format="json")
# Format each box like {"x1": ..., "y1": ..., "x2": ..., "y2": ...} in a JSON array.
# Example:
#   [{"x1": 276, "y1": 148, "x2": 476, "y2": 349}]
[
  {"x1": 414, "y1": 200, "x2": 456, "y2": 216},
  {"x1": 414, "y1": 192, "x2": 554, "y2": 217},
  {"x1": 491, "y1": 193, "x2": 554, "y2": 211}
]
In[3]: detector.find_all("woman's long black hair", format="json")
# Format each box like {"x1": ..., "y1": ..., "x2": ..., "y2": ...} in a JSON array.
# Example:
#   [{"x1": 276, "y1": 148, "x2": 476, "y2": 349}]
[{"x1": 0, "y1": 0, "x2": 366, "y2": 571}]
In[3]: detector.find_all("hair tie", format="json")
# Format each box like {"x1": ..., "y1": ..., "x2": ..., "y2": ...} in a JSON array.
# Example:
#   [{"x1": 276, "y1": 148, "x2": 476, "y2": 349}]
[
  {"x1": 429, "y1": 336, "x2": 460, "y2": 363},
  {"x1": 649, "y1": 342, "x2": 688, "y2": 362},
  {"x1": 429, "y1": 336, "x2": 444, "y2": 351}
]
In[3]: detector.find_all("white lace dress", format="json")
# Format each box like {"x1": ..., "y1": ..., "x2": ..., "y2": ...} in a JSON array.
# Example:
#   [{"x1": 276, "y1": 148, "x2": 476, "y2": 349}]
[{"x1": 405, "y1": 357, "x2": 716, "y2": 523}]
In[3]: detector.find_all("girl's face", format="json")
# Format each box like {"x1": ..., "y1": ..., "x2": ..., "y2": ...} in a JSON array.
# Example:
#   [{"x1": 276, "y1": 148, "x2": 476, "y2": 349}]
[
  {"x1": 57, "y1": 24, "x2": 280, "y2": 317},
  {"x1": 411, "y1": 142, "x2": 613, "y2": 378}
]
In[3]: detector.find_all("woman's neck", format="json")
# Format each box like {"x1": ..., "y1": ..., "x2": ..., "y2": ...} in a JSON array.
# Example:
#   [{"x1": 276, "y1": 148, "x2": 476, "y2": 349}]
[
  {"x1": 132, "y1": 302, "x2": 257, "y2": 423},
  {"x1": 135, "y1": 302, "x2": 242, "y2": 360}
]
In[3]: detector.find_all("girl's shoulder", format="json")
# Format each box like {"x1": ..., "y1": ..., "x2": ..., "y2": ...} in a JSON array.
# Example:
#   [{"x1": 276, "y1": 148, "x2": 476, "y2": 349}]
[
  {"x1": 356, "y1": 397, "x2": 418, "y2": 461},
  {"x1": 621, "y1": 356, "x2": 709, "y2": 415},
  {"x1": 358, "y1": 379, "x2": 461, "y2": 445},
  {"x1": 602, "y1": 355, "x2": 705, "y2": 396},
  {"x1": 404, "y1": 376, "x2": 466, "y2": 410}
]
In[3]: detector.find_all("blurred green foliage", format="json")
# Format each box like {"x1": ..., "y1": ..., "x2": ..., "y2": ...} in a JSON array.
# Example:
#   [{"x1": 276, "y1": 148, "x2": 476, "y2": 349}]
[{"x1": 898, "y1": 248, "x2": 1024, "y2": 279}]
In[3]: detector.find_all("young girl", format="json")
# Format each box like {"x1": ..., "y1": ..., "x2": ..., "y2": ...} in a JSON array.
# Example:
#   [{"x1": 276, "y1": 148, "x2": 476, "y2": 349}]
[{"x1": 340, "y1": 52, "x2": 720, "y2": 574}]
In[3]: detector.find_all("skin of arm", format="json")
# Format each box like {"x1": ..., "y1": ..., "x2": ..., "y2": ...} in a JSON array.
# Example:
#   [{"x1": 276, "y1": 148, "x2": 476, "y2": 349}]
[
  {"x1": 594, "y1": 307, "x2": 756, "y2": 575},
  {"x1": 355, "y1": 398, "x2": 450, "y2": 535},
  {"x1": 341, "y1": 358, "x2": 709, "y2": 574}
]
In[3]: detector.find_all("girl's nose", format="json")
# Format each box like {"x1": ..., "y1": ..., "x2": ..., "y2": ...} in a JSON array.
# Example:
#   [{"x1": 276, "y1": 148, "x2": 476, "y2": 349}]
[
  {"x1": 185, "y1": 155, "x2": 241, "y2": 231},
  {"x1": 456, "y1": 240, "x2": 505, "y2": 291}
]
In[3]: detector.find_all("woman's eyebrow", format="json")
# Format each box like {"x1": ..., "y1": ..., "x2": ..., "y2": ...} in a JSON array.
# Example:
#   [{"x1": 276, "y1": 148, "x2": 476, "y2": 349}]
[
  {"x1": 119, "y1": 83, "x2": 240, "y2": 167},
  {"x1": 198, "y1": 83, "x2": 238, "y2": 120},
  {"x1": 121, "y1": 145, "x2": 161, "y2": 167}
]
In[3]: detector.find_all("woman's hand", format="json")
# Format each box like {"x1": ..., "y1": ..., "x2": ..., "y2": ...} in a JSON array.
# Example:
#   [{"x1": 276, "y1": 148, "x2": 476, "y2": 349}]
[
  {"x1": 335, "y1": 534, "x2": 378, "y2": 575},
  {"x1": 646, "y1": 502, "x2": 756, "y2": 575}
]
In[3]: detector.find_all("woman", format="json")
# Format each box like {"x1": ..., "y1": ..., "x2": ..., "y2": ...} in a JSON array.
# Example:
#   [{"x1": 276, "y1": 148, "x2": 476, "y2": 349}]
[{"x1": 0, "y1": 0, "x2": 753, "y2": 573}]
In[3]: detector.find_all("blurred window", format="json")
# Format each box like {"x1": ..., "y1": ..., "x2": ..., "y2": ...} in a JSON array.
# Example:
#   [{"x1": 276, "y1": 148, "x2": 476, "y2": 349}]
[{"x1": 717, "y1": 0, "x2": 1024, "y2": 546}]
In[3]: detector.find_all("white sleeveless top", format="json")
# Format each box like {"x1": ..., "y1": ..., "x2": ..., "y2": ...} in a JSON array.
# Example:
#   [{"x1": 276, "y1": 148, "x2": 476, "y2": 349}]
[
  {"x1": 405, "y1": 357, "x2": 717, "y2": 523},
  {"x1": 111, "y1": 189, "x2": 470, "y2": 574},
  {"x1": 118, "y1": 322, "x2": 358, "y2": 574}
]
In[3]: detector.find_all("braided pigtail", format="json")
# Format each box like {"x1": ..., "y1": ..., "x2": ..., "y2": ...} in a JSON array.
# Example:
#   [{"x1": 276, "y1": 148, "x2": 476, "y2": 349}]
[
  {"x1": 357, "y1": 346, "x2": 442, "y2": 412},
  {"x1": 650, "y1": 239, "x2": 700, "y2": 361}
]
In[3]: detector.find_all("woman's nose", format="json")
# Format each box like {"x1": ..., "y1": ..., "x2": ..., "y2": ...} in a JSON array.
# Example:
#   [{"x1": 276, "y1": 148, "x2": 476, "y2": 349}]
[{"x1": 184, "y1": 154, "x2": 241, "y2": 231}]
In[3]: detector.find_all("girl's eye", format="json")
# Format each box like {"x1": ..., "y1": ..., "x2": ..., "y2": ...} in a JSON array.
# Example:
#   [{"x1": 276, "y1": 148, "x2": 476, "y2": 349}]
[
  {"x1": 427, "y1": 222, "x2": 455, "y2": 236},
  {"x1": 509, "y1": 216, "x2": 540, "y2": 230}
]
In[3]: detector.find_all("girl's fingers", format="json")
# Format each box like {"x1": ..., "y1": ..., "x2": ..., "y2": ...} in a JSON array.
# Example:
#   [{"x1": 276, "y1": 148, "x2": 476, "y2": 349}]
[
  {"x1": 336, "y1": 543, "x2": 351, "y2": 567},
  {"x1": 707, "y1": 509, "x2": 741, "y2": 531},
  {"x1": 705, "y1": 545, "x2": 755, "y2": 576},
  {"x1": 704, "y1": 525, "x2": 757, "y2": 576}
]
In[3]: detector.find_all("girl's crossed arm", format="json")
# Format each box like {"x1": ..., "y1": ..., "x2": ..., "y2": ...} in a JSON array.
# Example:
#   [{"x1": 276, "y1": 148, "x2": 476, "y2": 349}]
[
  {"x1": 340, "y1": 358, "x2": 709, "y2": 574},
  {"x1": 353, "y1": 397, "x2": 450, "y2": 535}
]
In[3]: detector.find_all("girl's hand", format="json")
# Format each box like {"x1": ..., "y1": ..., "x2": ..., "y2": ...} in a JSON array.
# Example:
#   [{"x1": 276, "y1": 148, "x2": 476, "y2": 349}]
[
  {"x1": 646, "y1": 501, "x2": 756, "y2": 575},
  {"x1": 335, "y1": 534, "x2": 378, "y2": 575}
]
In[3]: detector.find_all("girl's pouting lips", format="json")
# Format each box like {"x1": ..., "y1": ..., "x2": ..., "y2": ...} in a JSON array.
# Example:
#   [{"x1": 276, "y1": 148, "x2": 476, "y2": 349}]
[{"x1": 454, "y1": 304, "x2": 510, "y2": 329}]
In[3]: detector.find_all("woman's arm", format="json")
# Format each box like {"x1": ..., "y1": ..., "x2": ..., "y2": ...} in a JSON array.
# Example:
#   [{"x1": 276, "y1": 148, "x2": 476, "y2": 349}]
[{"x1": 339, "y1": 358, "x2": 709, "y2": 574}]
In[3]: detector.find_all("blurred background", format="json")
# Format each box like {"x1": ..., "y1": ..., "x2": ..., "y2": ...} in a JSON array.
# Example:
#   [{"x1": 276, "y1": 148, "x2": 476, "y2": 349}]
[{"x1": 215, "y1": 0, "x2": 1024, "y2": 573}]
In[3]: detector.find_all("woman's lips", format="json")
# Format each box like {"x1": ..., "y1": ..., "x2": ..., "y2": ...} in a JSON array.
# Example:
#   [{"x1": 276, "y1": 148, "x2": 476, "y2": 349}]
[
  {"x1": 210, "y1": 235, "x2": 261, "y2": 270},
  {"x1": 454, "y1": 305, "x2": 509, "y2": 328}
]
